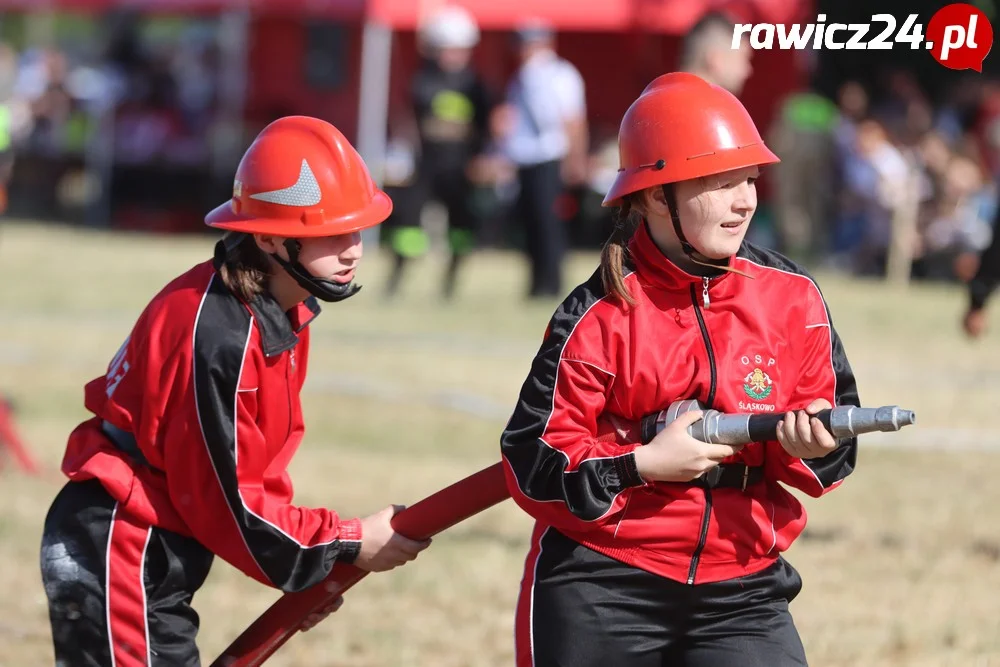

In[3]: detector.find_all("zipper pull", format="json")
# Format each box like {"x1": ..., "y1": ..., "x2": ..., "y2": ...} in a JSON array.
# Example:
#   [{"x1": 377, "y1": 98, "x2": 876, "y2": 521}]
[{"x1": 702, "y1": 277, "x2": 710, "y2": 309}]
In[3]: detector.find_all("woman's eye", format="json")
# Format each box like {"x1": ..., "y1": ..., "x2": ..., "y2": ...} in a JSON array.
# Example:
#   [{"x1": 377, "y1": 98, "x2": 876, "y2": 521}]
[{"x1": 747, "y1": 177, "x2": 758, "y2": 185}]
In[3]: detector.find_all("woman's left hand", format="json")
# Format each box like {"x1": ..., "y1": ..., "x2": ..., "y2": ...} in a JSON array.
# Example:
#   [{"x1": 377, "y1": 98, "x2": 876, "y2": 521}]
[
  {"x1": 300, "y1": 596, "x2": 345, "y2": 632},
  {"x1": 776, "y1": 399, "x2": 838, "y2": 459}
]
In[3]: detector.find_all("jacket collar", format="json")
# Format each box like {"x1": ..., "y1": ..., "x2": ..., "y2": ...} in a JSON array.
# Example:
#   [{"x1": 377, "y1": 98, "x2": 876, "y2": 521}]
[
  {"x1": 212, "y1": 242, "x2": 322, "y2": 357},
  {"x1": 628, "y1": 219, "x2": 738, "y2": 293},
  {"x1": 250, "y1": 292, "x2": 321, "y2": 358}
]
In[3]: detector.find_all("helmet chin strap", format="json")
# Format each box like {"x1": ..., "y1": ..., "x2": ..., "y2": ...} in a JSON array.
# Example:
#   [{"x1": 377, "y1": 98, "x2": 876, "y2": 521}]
[
  {"x1": 271, "y1": 239, "x2": 361, "y2": 303},
  {"x1": 660, "y1": 184, "x2": 753, "y2": 279}
]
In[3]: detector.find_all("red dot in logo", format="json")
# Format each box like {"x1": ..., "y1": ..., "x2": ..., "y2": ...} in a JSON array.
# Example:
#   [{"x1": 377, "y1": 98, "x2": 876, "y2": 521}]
[{"x1": 927, "y1": 3, "x2": 994, "y2": 71}]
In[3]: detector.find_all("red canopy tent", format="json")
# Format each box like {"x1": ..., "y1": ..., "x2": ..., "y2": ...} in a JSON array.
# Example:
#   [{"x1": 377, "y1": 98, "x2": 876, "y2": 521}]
[
  {"x1": 4, "y1": 0, "x2": 805, "y2": 25},
  {"x1": 0, "y1": 0, "x2": 365, "y2": 16},
  {"x1": 371, "y1": 0, "x2": 806, "y2": 31}
]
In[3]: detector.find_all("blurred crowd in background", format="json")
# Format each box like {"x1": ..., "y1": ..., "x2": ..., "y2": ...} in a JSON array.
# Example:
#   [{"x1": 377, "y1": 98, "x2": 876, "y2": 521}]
[
  {"x1": 0, "y1": 4, "x2": 997, "y2": 300},
  {"x1": 0, "y1": 13, "x2": 233, "y2": 229},
  {"x1": 787, "y1": 70, "x2": 1000, "y2": 283}
]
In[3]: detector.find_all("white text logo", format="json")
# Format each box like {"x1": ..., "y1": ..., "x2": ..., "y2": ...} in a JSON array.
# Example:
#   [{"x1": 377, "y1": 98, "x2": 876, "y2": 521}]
[{"x1": 733, "y1": 6, "x2": 993, "y2": 72}]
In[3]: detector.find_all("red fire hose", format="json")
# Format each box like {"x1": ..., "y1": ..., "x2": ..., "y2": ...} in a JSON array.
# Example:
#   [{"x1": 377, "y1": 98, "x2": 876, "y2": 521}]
[{"x1": 210, "y1": 462, "x2": 511, "y2": 667}]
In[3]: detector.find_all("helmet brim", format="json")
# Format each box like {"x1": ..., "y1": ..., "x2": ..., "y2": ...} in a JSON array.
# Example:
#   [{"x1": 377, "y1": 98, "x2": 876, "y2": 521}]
[
  {"x1": 602, "y1": 145, "x2": 780, "y2": 208},
  {"x1": 205, "y1": 190, "x2": 393, "y2": 237}
]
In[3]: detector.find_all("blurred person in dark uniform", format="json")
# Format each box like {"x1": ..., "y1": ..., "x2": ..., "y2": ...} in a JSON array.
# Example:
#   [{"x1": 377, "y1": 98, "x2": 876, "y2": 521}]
[
  {"x1": 962, "y1": 212, "x2": 1000, "y2": 338},
  {"x1": 499, "y1": 19, "x2": 588, "y2": 299},
  {"x1": 382, "y1": 5, "x2": 496, "y2": 299}
]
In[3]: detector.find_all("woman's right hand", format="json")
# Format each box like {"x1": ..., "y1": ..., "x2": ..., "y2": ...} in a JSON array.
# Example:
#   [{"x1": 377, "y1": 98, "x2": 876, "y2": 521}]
[
  {"x1": 353, "y1": 505, "x2": 431, "y2": 573},
  {"x1": 632, "y1": 410, "x2": 744, "y2": 483}
]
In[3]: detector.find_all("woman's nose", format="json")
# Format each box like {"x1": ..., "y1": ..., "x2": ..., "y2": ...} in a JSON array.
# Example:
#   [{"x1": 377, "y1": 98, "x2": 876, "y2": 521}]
[{"x1": 733, "y1": 182, "x2": 756, "y2": 214}]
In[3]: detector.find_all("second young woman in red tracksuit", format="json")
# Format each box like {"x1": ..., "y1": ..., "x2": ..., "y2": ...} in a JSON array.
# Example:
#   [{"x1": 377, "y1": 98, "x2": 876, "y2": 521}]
[
  {"x1": 501, "y1": 73, "x2": 861, "y2": 666},
  {"x1": 40, "y1": 117, "x2": 429, "y2": 666}
]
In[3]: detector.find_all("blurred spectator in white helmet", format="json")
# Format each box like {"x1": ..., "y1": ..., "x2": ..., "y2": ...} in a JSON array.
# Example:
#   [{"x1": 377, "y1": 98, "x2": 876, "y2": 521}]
[
  {"x1": 679, "y1": 12, "x2": 753, "y2": 97},
  {"x1": 417, "y1": 4, "x2": 480, "y2": 74},
  {"x1": 381, "y1": 5, "x2": 498, "y2": 299}
]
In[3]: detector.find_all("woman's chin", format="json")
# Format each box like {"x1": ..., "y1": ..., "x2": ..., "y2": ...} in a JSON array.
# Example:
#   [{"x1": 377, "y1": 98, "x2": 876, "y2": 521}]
[
  {"x1": 698, "y1": 244, "x2": 740, "y2": 261},
  {"x1": 702, "y1": 233, "x2": 746, "y2": 259}
]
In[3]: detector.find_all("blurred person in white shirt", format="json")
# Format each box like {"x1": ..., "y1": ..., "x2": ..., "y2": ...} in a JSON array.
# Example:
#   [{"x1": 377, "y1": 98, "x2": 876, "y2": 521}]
[{"x1": 499, "y1": 19, "x2": 588, "y2": 298}]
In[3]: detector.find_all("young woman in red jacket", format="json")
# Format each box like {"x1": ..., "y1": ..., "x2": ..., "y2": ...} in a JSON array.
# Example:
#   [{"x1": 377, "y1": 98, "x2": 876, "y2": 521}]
[
  {"x1": 40, "y1": 116, "x2": 430, "y2": 666},
  {"x1": 501, "y1": 72, "x2": 861, "y2": 666}
]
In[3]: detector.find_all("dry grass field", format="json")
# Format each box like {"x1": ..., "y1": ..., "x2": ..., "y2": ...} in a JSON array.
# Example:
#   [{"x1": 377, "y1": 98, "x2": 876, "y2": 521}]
[{"x1": 2, "y1": 221, "x2": 999, "y2": 666}]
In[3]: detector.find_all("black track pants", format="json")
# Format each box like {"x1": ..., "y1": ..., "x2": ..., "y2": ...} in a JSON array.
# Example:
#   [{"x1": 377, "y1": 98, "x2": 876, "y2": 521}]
[
  {"x1": 516, "y1": 526, "x2": 809, "y2": 667},
  {"x1": 40, "y1": 479, "x2": 214, "y2": 666}
]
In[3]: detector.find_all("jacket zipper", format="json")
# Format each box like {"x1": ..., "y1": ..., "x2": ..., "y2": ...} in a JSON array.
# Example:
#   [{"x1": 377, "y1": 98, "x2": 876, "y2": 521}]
[{"x1": 687, "y1": 277, "x2": 717, "y2": 585}]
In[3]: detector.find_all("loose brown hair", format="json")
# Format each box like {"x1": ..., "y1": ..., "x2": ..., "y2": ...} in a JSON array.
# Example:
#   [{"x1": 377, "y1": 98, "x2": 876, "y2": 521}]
[
  {"x1": 600, "y1": 195, "x2": 643, "y2": 306},
  {"x1": 217, "y1": 233, "x2": 272, "y2": 303}
]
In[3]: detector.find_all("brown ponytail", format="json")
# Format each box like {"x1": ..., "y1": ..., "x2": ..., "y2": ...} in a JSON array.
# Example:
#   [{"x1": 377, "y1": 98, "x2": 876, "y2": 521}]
[
  {"x1": 600, "y1": 196, "x2": 642, "y2": 307},
  {"x1": 217, "y1": 233, "x2": 272, "y2": 303}
]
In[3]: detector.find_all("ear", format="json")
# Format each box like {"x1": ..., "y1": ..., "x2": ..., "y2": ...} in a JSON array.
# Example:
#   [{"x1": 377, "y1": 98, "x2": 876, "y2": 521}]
[
  {"x1": 253, "y1": 234, "x2": 285, "y2": 254},
  {"x1": 640, "y1": 186, "x2": 670, "y2": 217}
]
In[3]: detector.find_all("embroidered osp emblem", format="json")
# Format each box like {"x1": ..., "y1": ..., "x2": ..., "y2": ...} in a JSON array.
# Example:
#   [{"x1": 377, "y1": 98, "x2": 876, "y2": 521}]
[
  {"x1": 738, "y1": 354, "x2": 777, "y2": 412},
  {"x1": 743, "y1": 368, "x2": 773, "y2": 401}
]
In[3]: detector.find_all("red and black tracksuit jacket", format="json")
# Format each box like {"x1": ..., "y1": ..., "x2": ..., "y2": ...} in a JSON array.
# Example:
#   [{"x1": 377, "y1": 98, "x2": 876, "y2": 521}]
[
  {"x1": 41, "y1": 251, "x2": 360, "y2": 666},
  {"x1": 501, "y1": 220, "x2": 860, "y2": 587}
]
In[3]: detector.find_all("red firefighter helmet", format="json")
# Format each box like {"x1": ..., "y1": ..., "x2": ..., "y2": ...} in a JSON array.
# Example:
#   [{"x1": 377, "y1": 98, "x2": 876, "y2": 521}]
[
  {"x1": 602, "y1": 73, "x2": 779, "y2": 207},
  {"x1": 206, "y1": 116, "x2": 392, "y2": 237}
]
